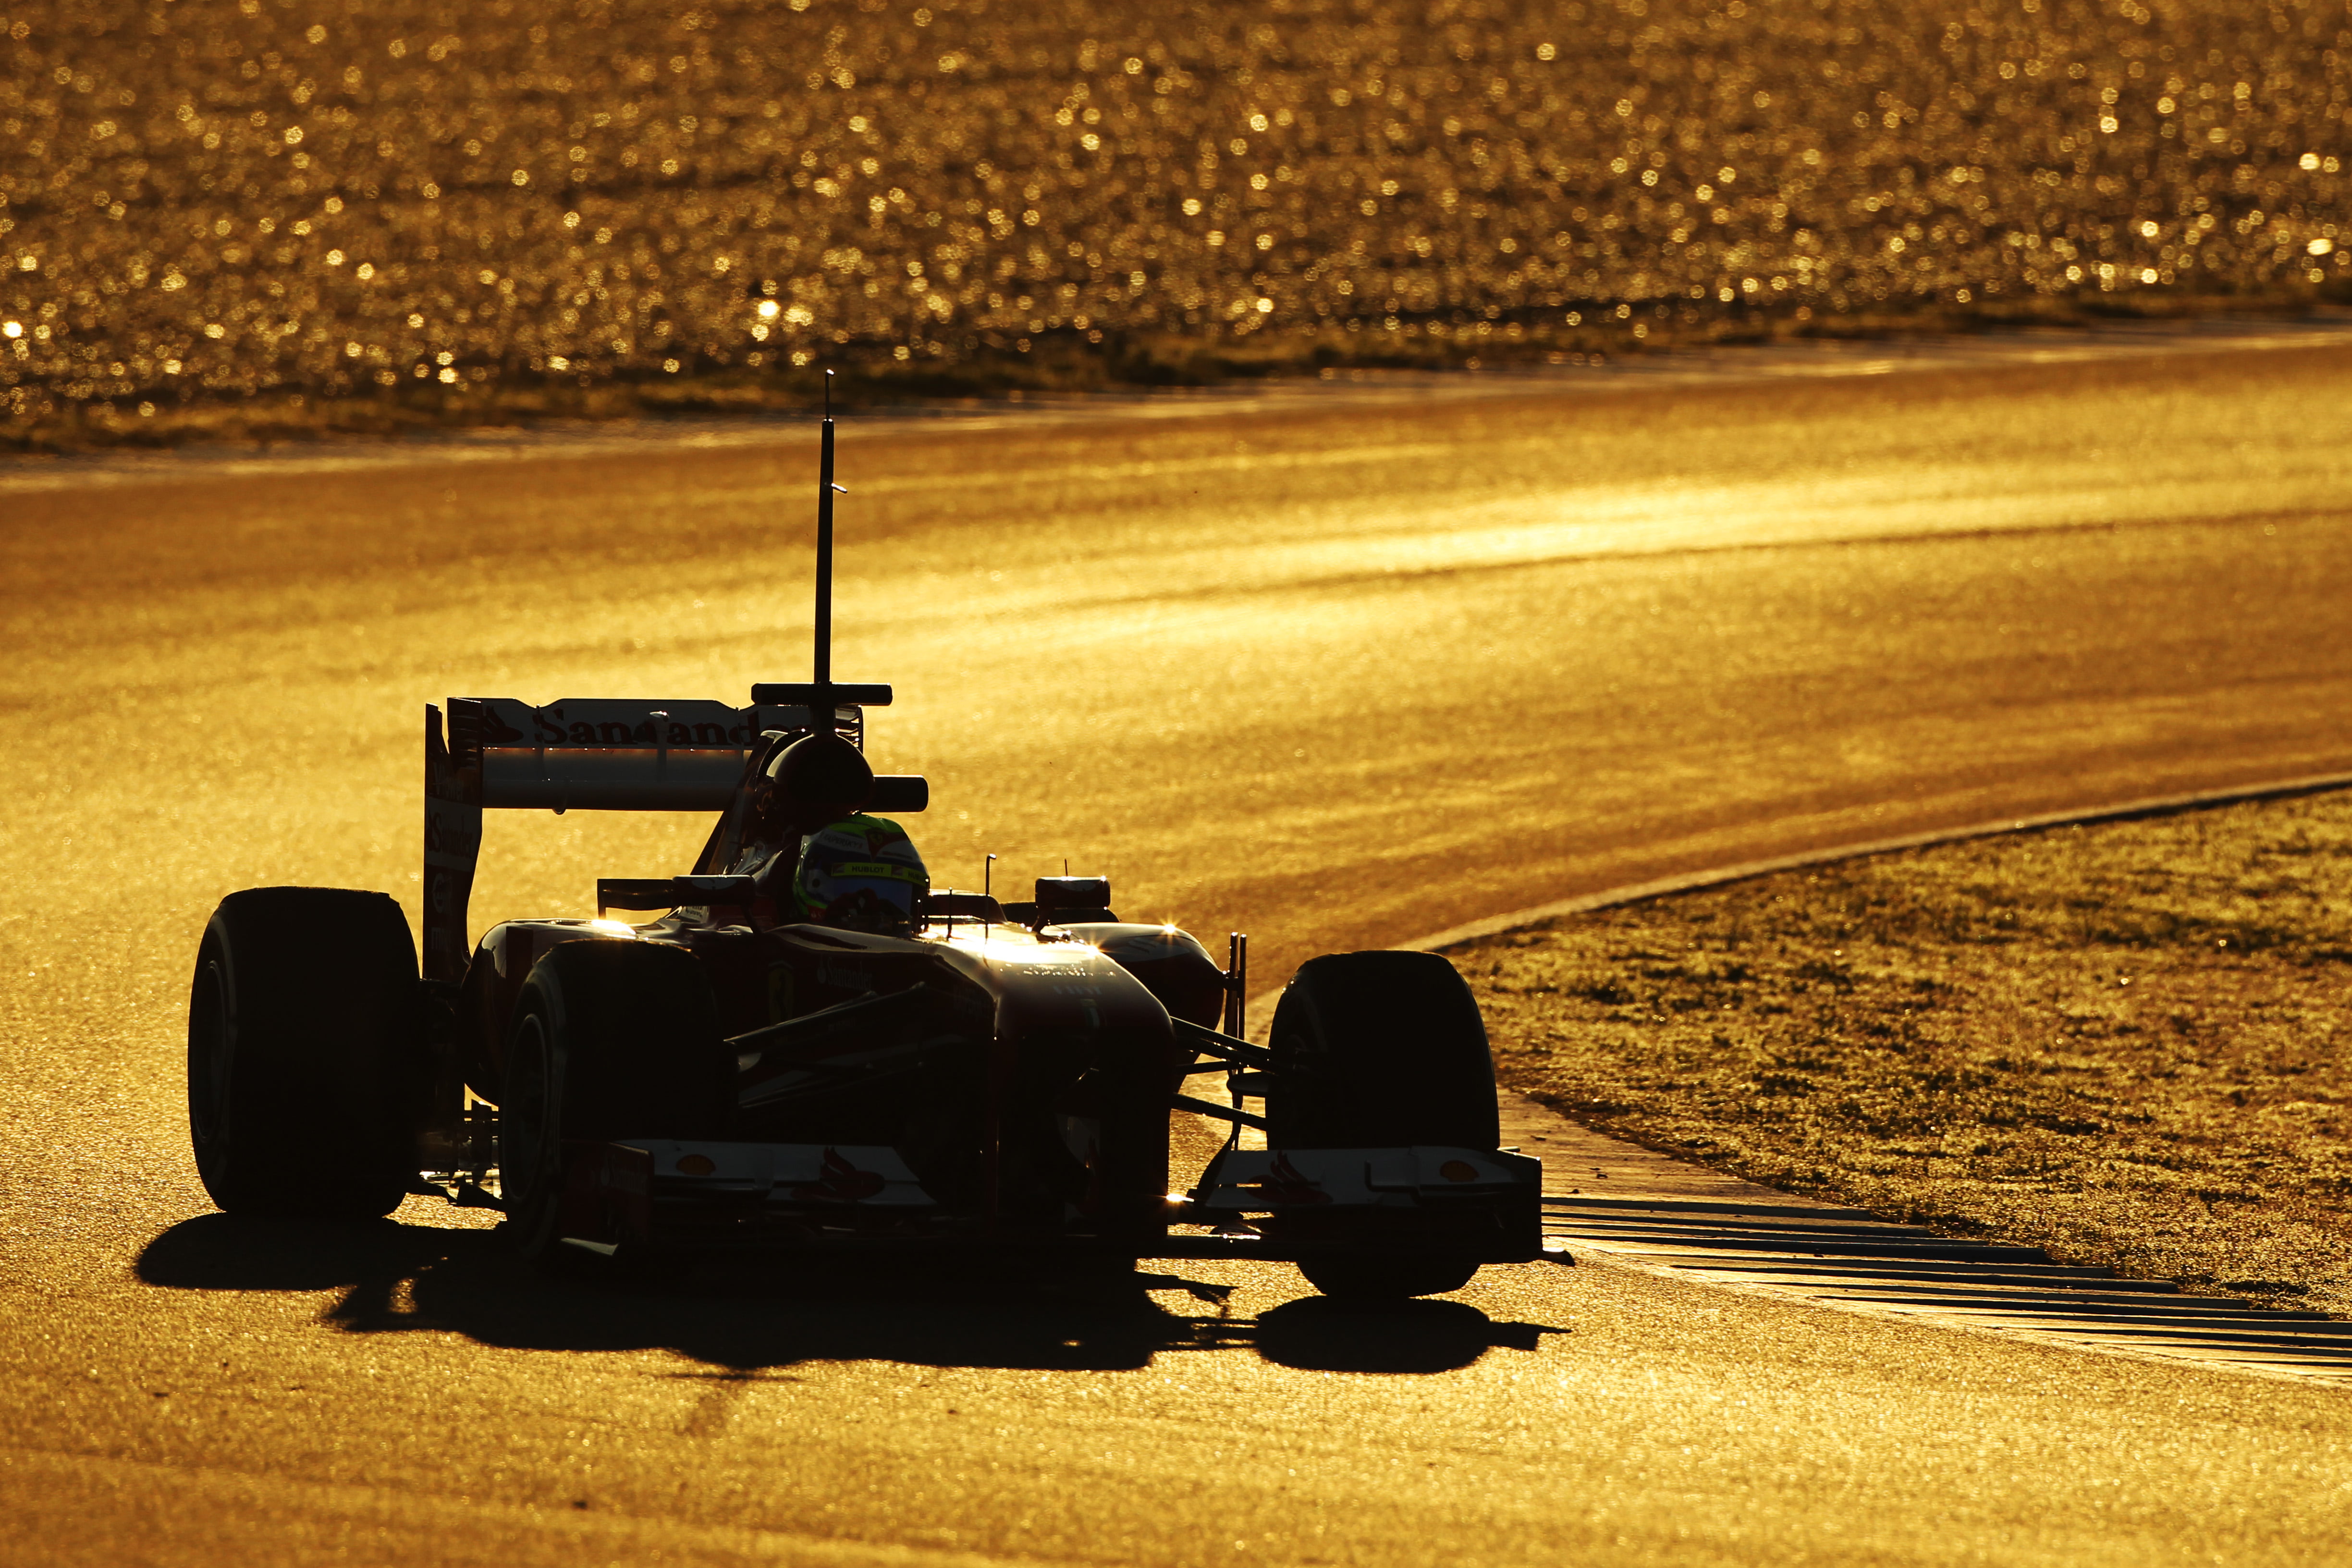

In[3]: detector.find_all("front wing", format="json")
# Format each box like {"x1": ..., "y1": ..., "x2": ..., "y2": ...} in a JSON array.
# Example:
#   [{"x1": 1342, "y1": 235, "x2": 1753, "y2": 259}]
[{"x1": 530, "y1": 1139, "x2": 1556, "y2": 1264}]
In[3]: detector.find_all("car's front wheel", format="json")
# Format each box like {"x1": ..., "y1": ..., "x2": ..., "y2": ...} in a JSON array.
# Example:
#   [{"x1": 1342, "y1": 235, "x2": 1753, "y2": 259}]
[
  {"x1": 497, "y1": 938, "x2": 733, "y2": 1267},
  {"x1": 1269, "y1": 950, "x2": 1500, "y2": 1302}
]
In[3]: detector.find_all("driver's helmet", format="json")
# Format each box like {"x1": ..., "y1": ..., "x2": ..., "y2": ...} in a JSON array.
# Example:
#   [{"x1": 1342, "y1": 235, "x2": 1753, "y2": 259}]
[{"x1": 792, "y1": 814, "x2": 928, "y2": 933}]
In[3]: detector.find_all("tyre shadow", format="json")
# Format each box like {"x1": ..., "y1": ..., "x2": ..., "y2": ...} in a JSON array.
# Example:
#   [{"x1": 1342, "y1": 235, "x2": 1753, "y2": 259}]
[{"x1": 136, "y1": 1213, "x2": 1565, "y2": 1376}]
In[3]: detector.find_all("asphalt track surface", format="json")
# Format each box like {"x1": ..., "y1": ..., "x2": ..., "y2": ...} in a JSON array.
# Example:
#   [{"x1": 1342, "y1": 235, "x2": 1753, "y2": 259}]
[{"x1": 6, "y1": 338, "x2": 2352, "y2": 1564}]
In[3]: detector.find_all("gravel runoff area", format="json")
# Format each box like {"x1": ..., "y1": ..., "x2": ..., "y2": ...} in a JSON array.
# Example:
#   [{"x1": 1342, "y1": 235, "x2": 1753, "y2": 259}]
[
  {"x1": 1458, "y1": 787, "x2": 2352, "y2": 1319},
  {"x1": 4, "y1": 0, "x2": 2349, "y2": 444}
]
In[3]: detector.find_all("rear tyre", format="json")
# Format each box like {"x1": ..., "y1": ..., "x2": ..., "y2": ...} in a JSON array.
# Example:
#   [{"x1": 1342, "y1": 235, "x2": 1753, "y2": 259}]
[
  {"x1": 1270, "y1": 951, "x2": 1500, "y2": 1301},
  {"x1": 498, "y1": 939, "x2": 732, "y2": 1267},
  {"x1": 187, "y1": 887, "x2": 428, "y2": 1220}
]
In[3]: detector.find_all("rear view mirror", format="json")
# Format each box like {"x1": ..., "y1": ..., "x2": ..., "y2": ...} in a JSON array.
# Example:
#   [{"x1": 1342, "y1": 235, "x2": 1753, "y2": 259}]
[
  {"x1": 595, "y1": 874, "x2": 759, "y2": 916},
  {"x1": 869, "y1": 775, "x2": 929, "y2": 813}
]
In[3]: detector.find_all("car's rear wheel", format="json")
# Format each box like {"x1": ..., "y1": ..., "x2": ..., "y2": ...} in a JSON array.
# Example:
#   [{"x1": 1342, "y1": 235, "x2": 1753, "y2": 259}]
[
  {"x1": 187, "y1": 887, "x2": 429, "y2": 1220},
  {"x1": 498, "y1": 938, "x2": 733, "y2": 1267},
  {"x1": 1269, "y1": 950, "x2": 1499, "y2": 1301}
]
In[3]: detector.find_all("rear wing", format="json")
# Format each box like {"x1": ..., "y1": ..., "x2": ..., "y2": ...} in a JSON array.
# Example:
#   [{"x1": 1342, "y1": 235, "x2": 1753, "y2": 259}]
[{"x1": 421, "y1": 697, "x2": 927, "y2": 983}]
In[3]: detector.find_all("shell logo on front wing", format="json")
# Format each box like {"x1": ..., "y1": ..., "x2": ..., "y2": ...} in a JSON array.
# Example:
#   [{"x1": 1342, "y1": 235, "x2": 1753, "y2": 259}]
[
  {"x1": 792, "y1": 1147, "x2": 888, "y2": 1203},
  {"x1": 1243, "y1": 1152, "x2": 1333, "y2": 1206}
]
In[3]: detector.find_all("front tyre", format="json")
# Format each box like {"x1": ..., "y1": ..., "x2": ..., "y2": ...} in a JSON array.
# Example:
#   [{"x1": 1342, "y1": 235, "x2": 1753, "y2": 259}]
[
  {"x1": 187, "y1": 887, "x2": 428, "y2": 1220},
  {"x1": 498, "y1": 939, "x2": 732, "y2": 1267},
  {"x1": 1269, "y1": 950, "x2": 1499, "y2": 1151},
  {"x1": 1270, "y1": 951, "x2": 1501, "y2": 1301},
  {"x1": 1298, "y1": 1254, "x2": 1481, "y2": 1302}
]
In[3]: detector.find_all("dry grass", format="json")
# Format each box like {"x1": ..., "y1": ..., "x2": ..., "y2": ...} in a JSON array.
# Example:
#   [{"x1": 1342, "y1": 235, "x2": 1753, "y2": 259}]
[
  {"x1": 4, "y1": 0, "x2": 2349, "y2": 447},
  {"x1": 1458, "y1": 789, "x2": 2352, "y2": 1316}
]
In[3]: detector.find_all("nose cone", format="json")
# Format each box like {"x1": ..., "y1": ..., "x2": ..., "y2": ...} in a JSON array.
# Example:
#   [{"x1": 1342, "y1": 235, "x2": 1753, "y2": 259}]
[{"x1": 1056, "y1": 923, "x2": 1228, "y2": 1029}]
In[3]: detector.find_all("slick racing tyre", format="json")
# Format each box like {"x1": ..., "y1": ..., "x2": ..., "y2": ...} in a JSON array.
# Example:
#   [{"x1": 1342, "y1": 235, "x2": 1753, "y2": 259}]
[
  {"x1": 1291, "y1": 1253, "x2": 1483, "y2": 1302},
  {"x1": 1269, "y1": 951, "x2": 1499, "y2": 1150},
  {"x1": 498, "y1": 938, "x2": 733, "y2": 1268},
  {"x1": 1269, "y1": 951, "x2": 1500, "y2": 1302},
  {"x1": 187, "y1": 887, "x2": 430, "y2": 1220}
]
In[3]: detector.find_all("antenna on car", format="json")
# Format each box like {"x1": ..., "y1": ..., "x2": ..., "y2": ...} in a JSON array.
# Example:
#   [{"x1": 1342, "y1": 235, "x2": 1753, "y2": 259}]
[
  {"x1": 814, "y1": 369, "x2": 841, "y2": 693},
  {"x1": 749, "y1": 368, "x2": 894, "y2": 730}
]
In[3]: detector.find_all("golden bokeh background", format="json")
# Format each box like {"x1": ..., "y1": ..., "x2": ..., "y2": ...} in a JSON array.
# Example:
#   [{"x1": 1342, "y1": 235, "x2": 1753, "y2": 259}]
[{"x1": 2, "y1": 0, "x2": 2346, "y2": 436}]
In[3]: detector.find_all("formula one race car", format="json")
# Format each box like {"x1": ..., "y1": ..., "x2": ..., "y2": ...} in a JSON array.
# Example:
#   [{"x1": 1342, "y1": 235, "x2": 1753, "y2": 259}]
[{"x1": 185, "y1": 389, "x2": 1553, "y2": 1300}]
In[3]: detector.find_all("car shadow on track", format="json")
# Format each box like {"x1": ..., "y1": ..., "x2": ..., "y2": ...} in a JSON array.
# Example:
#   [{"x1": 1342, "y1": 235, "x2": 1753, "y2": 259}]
[{"x1": 136, "y1": 1213, "x2": 1564, "y2": 1376}]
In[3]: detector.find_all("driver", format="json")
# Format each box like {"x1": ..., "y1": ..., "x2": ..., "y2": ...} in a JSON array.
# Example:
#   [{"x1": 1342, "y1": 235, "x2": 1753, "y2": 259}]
[
  {"x1": 788, "y1": 814, "x2": 928, "y2": 933},
  {"x1": 736, "y1": 731, "x2": 928, "y2": 933}
]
